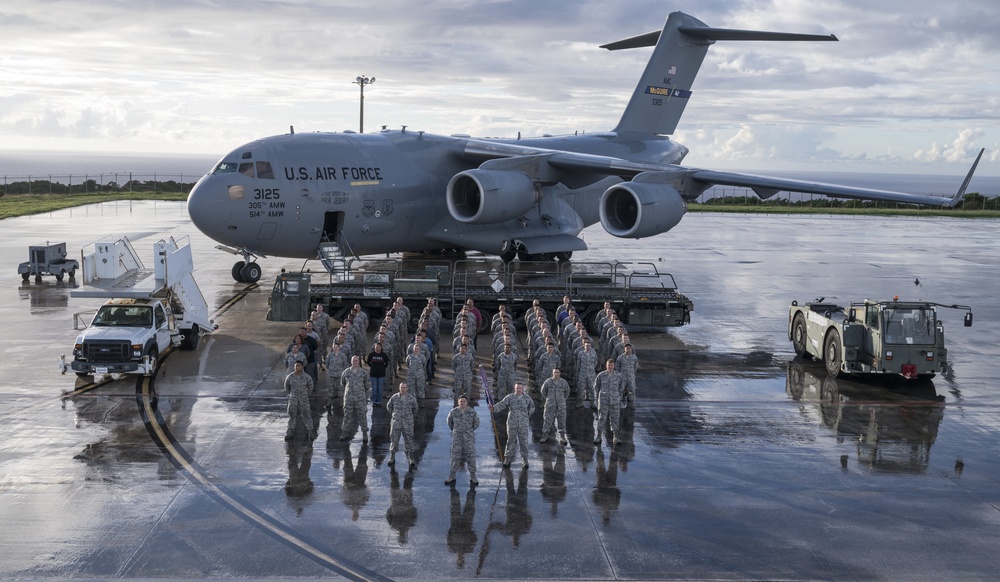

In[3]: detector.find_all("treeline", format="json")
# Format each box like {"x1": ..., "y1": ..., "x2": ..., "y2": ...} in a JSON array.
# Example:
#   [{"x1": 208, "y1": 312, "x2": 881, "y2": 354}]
[
  {"x1": 1, "y1": 177, "x2": 197, "y2": 196},
  {"x1": 696, "y1": 193, "x2": 999, "y2": 211}
]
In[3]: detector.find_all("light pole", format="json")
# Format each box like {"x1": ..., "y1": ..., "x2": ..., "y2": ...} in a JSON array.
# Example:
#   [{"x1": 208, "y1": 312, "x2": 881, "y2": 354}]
[{"x1": 354, "y1": 75, "x2": 375, "y2": 133}]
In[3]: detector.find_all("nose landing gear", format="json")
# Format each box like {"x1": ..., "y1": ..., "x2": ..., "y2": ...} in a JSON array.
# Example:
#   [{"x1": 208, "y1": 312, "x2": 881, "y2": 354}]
[{"x1": 231, "y1": 251, "x2": 263, "y2": 284}]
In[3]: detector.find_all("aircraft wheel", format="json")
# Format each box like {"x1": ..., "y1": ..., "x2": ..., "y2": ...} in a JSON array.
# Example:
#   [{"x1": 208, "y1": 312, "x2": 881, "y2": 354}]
[
  {"x1": 21, "y1": 273, "x2": 29, "y2": 281},
  {"x1": 791, "y1": 314, "x2": 810, "y2": 358},
  {"x1": 517, "y1": 248, "x2": 531, "y2": 262},
  {"x1": 232, "y1": 261, "x2": 246, "y2": 282},
  {"x1": 241, "y1": 262, "x2": 262, "y2": 284},
  {"x1": 499, "y1": 240, "x2": 517, "y2": 263},
  {"x1": 554, "y1": 251, "x2": 573, "y2": 262},
  {"x1": 823, "y1": 329, "x2": 842, "y2": 376}
]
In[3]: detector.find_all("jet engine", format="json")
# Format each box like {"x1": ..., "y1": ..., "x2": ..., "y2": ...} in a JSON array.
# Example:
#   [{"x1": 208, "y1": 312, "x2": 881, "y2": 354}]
[
  {"x1": 599, "y1": 182, "x2": 687, "y2": 238},
  {"x1": 446, "y1": 169, "x2": 538, "y2": 224}
]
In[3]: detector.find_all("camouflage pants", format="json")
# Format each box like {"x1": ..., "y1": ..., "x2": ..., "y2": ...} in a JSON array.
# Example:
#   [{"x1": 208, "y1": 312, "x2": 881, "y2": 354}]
[{"x1": 286, "y1": 391, "x2": 313, "y2": 436}]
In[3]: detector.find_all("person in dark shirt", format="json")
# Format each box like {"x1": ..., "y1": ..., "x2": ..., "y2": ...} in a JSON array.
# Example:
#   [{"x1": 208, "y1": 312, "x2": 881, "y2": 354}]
[{"x1": 365, "y1": 342, "x2": 390, "y2": 407}]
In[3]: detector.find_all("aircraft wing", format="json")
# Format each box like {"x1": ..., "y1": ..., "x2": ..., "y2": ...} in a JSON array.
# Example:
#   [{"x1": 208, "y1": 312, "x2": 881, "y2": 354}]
[{"x1": 460, "y1": 140, "x2": 985, "y2": 209}]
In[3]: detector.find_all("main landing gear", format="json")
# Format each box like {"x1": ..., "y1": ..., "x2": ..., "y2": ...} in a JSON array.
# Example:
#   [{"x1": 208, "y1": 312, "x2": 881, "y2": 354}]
[{"x1": 499, "y1": 240, "x2": 573, "y2": 264}]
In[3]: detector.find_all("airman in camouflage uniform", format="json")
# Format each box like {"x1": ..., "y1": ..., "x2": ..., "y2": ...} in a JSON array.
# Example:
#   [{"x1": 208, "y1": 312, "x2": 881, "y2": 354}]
[
  {"x1": 311, "y1": 305, "x2": 331, "y2": 355},
  {"x1": 446, "y1": 394, "x2": 480, "y2": 485},
  {"x1": 615, "y1": 343, "x2": 638, "y2": 404},
  {"x1": 575, "y1": 340, "x2": 598, "y2": 405},
  {"x1": 406, "y1": 343, "x2": 428, "y2": 399},
  {"x1": 534, "y1": 342, "x2": 561, "y2": 387},
  {"x1": 539, "y1": 368, "x2": 571, "y2": 445},
  {"x1": 285, "y1": 344, "x2": 307, "y2": 375},
  {"x1": 451, "y1": 343, "x2": 476, "y2": 406},
  {"x1": 340, "y1": 356, "x2": 372, "y2": 442},
  {"x1": 324, "y1": 342, "x2": 351, "y2": 406},
  {"x1": 386, "y1": 382, "x2": 419, "y2": 469},
  {"x1": 492, "y1": 382, "x2": 535, "y2": 468},
  {"x1": 495, "y1": 342, "x2": 518, "y2": 400},
  {"x1": 594, "y1": 359, "x2": 624, "y2": 446},
  {"x1": 284, "y1": 361, "x2": 315, "y2": 441}
]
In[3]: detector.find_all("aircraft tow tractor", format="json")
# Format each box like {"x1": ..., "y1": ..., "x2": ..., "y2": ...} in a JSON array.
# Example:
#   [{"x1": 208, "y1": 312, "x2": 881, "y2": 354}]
[{"x1": 789, "y1": 297, "x2": 973, "y2": 379}]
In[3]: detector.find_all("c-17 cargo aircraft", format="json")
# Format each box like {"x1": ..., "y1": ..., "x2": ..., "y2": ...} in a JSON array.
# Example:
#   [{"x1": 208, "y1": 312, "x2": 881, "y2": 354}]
[{"x1": 186, "y1": 11, "x2": 985, "y2": 283}]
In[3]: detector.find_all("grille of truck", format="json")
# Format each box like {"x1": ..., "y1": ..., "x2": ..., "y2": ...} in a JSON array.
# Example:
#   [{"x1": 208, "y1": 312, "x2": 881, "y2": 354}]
[{"x1": 83, "y1": 341, "x2": 131, "y2": 362}]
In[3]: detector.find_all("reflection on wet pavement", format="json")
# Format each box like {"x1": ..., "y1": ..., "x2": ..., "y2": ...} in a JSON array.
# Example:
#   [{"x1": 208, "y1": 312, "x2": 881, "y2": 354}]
[{"x1": 3, "y1": 204, "x2": 1000, "y2": 579}]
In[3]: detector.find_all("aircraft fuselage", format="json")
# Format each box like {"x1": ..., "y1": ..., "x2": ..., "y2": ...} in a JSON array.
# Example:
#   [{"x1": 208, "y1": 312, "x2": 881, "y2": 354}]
[{"x1": 186, "y1": 129, "x2": 688, "y2": 261}]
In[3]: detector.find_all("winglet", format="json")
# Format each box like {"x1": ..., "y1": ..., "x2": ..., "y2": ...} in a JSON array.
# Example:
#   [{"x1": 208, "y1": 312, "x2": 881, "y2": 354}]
[{"x1": 947, "y1": 148, "x2": 986, "y2": 208}]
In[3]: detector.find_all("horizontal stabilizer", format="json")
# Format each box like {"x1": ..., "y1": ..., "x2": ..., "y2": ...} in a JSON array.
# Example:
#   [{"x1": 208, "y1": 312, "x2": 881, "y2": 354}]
[{"x1": 602, "y1": 27, "x2": 836, "y2": 50}]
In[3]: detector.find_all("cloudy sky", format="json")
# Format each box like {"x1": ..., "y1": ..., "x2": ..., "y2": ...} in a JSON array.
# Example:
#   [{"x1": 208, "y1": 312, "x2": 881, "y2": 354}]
[{"x1": 2, "y1": 0, "x2": 998, "y2": 174}]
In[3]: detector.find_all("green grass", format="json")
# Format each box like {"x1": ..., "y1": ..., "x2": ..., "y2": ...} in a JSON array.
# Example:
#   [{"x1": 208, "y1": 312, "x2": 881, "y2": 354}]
[
  {"x1": 0, "y1": 192, "x2": 187, "y2": 220},
  {"x1": 687, "y1": 202, "x2": 1000, "y2": 218}
]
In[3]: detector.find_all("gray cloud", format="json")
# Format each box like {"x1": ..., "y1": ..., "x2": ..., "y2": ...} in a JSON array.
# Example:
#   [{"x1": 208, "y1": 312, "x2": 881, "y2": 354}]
[{"x1": 0, "y1": 0, "x2": 995, "y2": 173}]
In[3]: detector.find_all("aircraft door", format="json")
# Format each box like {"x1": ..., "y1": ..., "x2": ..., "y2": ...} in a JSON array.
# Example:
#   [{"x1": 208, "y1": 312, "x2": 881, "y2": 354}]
[{"x1": 323, "y1": 211, "x2": 351, "y2": 256}]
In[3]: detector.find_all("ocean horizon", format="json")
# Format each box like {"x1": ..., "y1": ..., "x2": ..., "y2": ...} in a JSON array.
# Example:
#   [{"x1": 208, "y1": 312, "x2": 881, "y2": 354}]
[{"x1": 1, "y1": 149, "x2": 998, "y2": 198}]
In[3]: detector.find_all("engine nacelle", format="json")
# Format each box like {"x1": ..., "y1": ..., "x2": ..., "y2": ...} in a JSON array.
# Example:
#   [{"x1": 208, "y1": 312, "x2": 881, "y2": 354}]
[
  {"x1": 446, "y1": 169, "x2": 538, "y2": 224},
  {"x1": 599, "y1": 182, "x2": 687, "y2": 238}
]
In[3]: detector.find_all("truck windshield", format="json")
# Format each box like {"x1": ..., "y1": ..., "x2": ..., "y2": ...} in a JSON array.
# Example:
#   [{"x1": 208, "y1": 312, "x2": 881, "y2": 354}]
[
  {"x1": 92, "y1": 305, "x2": 153, "y2": 327},
  {"x1": 883, "y1": 306, "x2": 936, "y2": 345}
]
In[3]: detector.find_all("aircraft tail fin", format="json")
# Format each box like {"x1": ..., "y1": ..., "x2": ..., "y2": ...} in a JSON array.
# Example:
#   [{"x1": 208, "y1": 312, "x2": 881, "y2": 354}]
[{"x1": 605, "y1": 12, "x2": 837, "y2": 136}]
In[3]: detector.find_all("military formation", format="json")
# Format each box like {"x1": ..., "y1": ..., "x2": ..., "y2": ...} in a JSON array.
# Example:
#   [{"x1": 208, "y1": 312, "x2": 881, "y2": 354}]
[{"x1": 281, "y1": 294, "x2": 639, "y2": 487}]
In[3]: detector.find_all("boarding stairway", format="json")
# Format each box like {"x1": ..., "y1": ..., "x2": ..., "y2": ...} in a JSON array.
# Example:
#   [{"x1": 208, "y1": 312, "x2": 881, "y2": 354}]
[
  {"x1": 71, "y1": 235, "x2": 214, "y2": 332},
  {"x1": 318, "y1": 239, "x2": 348, "y2": 281}
]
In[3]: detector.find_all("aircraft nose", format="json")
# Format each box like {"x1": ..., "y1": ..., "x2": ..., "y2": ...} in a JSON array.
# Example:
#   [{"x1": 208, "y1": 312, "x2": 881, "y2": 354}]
[{"x1": 187, "y1": 176, "x2": 232, "y2": 245}]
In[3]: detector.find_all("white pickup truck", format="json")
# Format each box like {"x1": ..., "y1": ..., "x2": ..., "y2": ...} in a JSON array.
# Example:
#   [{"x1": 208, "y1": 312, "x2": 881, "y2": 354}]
[{"x1": 69, "y1": 236, "x2": 214, "y2": 377}]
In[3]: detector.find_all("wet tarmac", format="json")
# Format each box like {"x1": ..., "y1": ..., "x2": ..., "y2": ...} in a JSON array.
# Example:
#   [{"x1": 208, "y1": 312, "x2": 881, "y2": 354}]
[{"x1": 2, "y1": 202, "x2": 1000, "y2": 580}]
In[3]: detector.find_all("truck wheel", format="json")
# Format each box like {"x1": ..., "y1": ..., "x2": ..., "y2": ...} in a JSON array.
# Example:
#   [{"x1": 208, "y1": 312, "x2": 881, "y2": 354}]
[
  {"x1": 21, "y1": 273, "x2": 29, "y2": 281},
  {"x1": 56, "y1": 270, "x2": 65, "y2": 282},
  {"x1": 824, "y1": 330, "x2": 843, "y2": 376},
  {"x1": 791, "y1": 314, "x2": 810, "y2": 358},
  {"x1": 180, "y1": 324, "x2": 200, "y2": 350},
  {"x1": 240, "y1": 262, "x2": 262, "y2": 284},
  {"x1": 232, "y1": 261, "x2": 246, "y2": 283},
  {"x1": 68, "y1": 267, "x2": 77, "y2": 279}
]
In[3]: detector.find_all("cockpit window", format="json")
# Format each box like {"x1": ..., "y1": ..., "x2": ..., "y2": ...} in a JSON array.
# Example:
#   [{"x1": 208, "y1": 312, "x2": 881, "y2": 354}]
[
  {"x1": 212, "y1": 161, "x2": 239, "y2": 174},
  {"x1": 239, "y1": 162, "x2": 255, "y2": 177},
  {"x1": 256, "y1": 161, "x2": 275, "y2": 179}
]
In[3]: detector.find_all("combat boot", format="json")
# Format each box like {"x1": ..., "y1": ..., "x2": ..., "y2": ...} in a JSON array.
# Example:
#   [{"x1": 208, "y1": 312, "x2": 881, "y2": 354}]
[
  {"x1": 469, "y1": 473, "x2": 479, "y2": 486},
  {"x1": 444, "y1": 473, "x2": 456, "y2": 485},
  {"x1": 387, "y1": 454, "x2": 396, "y2": 466},
  {"x1": 408, "y1": 456, "x2": 416, "y2": 470}
]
